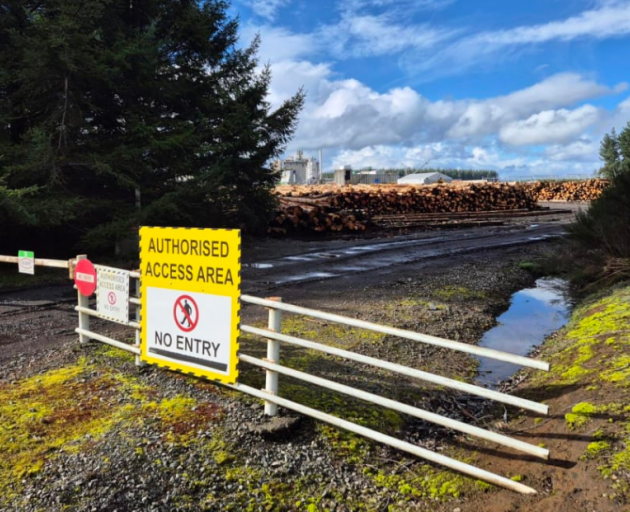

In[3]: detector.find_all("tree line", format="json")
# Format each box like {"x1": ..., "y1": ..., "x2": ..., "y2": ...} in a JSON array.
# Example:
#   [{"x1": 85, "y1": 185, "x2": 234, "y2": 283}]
[{"x1": 321, "y1": 168, "x2": 499, "y2": 180}]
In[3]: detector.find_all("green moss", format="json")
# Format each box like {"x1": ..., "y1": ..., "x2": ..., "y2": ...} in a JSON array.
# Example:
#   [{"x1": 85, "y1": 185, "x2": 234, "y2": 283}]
[
  {"x1": 0, "y1": 359, "x2": 151, "y2": 506},
  {"x1": 432, "y1": 285, "x2": 487, "y2": 301},
  {"x1": 96, "y1": 343, "x2": 136, "y2": 362},
  {"x1": 364, "y1": 462, "x2": 467, "y2": 502},
  {"x1": 565, "y1": 402, "x2": 599, "y2": 429},
  {"x1": 281, "y1": 316, "x2": 385, "y2": 349},
  {"x1": 518, "y1": 261, "x2": 541, "y2": 272},
  {"x1": 583, "y1": 441, "x2": 611, "y2": 459},
  {"x1": 533, "y1": 286, "x2": 630, "y2": 388},
  {"x1": 600, "y1": 355, "x2": 630, "y2": 385},
  {"x1": 599, "y1": 441, "x2": 630, "y2": 500},
  {"x1": 475, "y1": 480, "x2": 492, "y2": 491},
  {"x1": 510, "y1": 475, "x2": 523, "y2": 482}
]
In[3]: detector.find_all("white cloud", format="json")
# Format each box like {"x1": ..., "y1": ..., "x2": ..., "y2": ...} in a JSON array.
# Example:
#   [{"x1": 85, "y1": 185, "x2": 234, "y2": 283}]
[
  {"x1": 324, "y1": 13, "x2": 457, "y2": 58},
  {"x1": 326, "y1": 140, "x2": 602, "y2": 178},
  {"x1": 279, "y1": 71, "x2": 621, "y2": 152},
  {"x1": 545, "y1": 140, "x2": 600, "y2": 162},
  {"x1": 404, "y1": 2, "x2": 630, "y2": 80},
  {"x1": 483, "y1": 2, "x2": 630, "y2": 45},
  {"x1": 243, "y1": 0, "x2": 291, "y2": 21},
  {"x1": 342, "y1": 0, "x2": 456, "y2": 11},
  {"x1": 241, "y1": 24, "x2": 316, "y2": 62},
  {"x1": 499, "y1": 105, "x2": 602, "y2": 146}
]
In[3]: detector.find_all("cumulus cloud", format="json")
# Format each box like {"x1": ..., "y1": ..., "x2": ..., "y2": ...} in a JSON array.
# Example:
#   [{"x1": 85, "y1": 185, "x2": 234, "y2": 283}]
[
  {"x1": 545, "y1": 140, "x2": 600, "y2": 162},
  {"x1": 278, "y1": 71, "x2": 620, "y2": 152},
  {"x1": 499, "y1": 105, "x2": 603, "y2": 146}
]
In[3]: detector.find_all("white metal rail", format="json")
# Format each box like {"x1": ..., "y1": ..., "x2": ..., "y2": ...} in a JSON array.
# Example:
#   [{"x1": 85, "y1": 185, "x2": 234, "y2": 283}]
[
  {"x1": 239, "y1": 353, "x2": 549, "y2": 460},
  {"x1": 240, "y1": 294, "x2": 552, "y2": 495},
  {"x1": 0, "y1": 254, "x2": 75, "y2": 272},
  {"x1": 241, "y1": 325, "x2": 548, "y2": 415},
  {"x1": 241, "y1": 295, "x2": 550, "y2": 371},
  {"x1": 226, "y1": 381, "x2": 537, "y2": 495}
]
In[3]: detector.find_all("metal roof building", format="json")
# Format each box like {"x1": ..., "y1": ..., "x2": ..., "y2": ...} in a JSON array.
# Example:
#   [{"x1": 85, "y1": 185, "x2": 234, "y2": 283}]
[{"x1": 397, "y1": 172, "x2": 453, "y2": 185}]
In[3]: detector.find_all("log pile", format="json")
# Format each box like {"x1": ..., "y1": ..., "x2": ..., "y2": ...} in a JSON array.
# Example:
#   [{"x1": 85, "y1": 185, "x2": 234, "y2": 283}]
[
  {"x1": 268, "y1": 204, "x2": 367, "y2": 235},
  {"x1": 276, "y1": 183, "x2": 538, "y2": 212},
  {"x1": 269, "y1": 183, "x2": 538, "y2": 235},
  {"x1": 269, "y1": 180, "x2": 608, "y2": 235},
  {"x1": 526, "y1": 179, "x2": 608, "y2": 202}
]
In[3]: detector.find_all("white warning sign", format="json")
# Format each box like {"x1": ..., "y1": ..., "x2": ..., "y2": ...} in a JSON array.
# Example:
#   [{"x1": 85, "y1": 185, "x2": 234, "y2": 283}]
[
  {"x1": 96, "y1": 266, "x2": 130, "y2": 324},
  {"x1": 145, "y1": 286, "x2": 232, "y2": 374}
]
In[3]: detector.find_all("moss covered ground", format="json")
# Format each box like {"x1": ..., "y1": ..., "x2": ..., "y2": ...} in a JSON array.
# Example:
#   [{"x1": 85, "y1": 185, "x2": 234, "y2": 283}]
[
  {"x1": 9, "y1": 250, "x2": 625, "y2": 511},
  {"x1": 524, "y1": 284, "x2": 630, "y2": 504}
]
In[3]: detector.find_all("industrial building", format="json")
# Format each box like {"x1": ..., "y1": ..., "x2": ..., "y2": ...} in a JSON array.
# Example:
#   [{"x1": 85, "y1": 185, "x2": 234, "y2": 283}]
[
  {"x1": 275, "y1": 151, "x2": 321, "y2": 185},
  {"x1": 397, "y1": 172, "x2": 453, "y2": 185}
]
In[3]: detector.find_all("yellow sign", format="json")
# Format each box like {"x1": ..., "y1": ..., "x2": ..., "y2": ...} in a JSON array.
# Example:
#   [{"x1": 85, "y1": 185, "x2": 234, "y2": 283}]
[{"x1": 139, "y1": 227, "x2": 240, "y2": 383}]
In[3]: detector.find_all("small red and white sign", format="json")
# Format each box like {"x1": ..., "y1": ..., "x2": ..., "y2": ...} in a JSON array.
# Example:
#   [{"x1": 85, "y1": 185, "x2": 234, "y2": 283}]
[
  {"x1": 95, "y1": 265, "x2": 130, "y2": 325},
  {"x1": 75, "y1": 259, "x2": 97, "y2": 296},
  {"x1": 173, "y1": 295, "x2": 199, "y2": 333}
]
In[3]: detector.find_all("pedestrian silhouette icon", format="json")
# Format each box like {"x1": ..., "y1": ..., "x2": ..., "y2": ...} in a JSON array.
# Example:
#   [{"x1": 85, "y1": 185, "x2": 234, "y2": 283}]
[
  {"x1": 180, "y1": 299, "x2": 192, "y2": 327},
  {"x1": 173, "y1": 295, "x2": 199, "y2": 333}
]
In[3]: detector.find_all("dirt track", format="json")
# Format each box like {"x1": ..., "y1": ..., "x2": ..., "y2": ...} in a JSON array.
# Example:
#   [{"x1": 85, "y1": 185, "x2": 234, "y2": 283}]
[{"x1": 1, "y1": 208, "x2": 575, "y2": 362}]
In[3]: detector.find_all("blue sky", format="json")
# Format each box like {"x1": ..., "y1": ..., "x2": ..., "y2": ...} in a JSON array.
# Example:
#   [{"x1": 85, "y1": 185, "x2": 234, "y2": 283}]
[{"x1": 233, "y1": 0, "x2": 630, "y2": 177}]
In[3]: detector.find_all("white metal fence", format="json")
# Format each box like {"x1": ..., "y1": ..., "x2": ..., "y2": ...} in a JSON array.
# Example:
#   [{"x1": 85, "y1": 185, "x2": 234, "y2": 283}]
[{"x1": 0, "y1": 254, "x2": 551, "y2": 495}]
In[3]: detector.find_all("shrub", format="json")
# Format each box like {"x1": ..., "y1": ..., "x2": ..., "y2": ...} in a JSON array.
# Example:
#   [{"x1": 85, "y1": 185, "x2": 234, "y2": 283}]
[
  {"x1": 566, "y1": 172, "x2": 630, "y2": 287},
  {"x1": 567, "y1": 172, "x2": 630, "y2": 259}
]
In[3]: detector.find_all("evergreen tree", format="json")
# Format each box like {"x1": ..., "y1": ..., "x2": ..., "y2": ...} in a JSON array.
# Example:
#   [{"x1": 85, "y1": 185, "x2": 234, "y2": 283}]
[
  {"x1": 0, "y1": 0, "x2": 303, "y2": 252},
  {"x1": 618, "y1": 122, "x2": 630, "y2": 165},
  {"x1": 599, "y1": 128, "x2": 622, "y2": 179}
]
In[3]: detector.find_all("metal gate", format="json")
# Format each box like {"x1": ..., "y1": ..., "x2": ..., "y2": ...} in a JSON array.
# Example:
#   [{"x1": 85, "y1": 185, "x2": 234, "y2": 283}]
[{"x1": 0, "y1": 254, "x2": 551, "y2": 494}]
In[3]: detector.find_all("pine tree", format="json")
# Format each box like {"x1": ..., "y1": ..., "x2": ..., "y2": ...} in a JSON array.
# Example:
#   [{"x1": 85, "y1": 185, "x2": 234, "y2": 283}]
[
  {"x1": 599, "y1": 128, "x2": 622, "y2": 179},
  {"x1": 618, "y1": 121, "x2": 630, "y2": 166},
  {"x1": 0, "y1": 0, "x2": 304, "y2": 252}
]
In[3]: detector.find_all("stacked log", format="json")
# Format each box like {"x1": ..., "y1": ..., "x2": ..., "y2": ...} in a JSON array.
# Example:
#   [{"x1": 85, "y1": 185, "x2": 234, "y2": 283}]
[
  {"x1": 269, "y1": 183, "x2": 538, "y2": 234},
  {"x1": 268, "y1": 180, "x2": 607, "y2": 234},
  {"x1": 268, "y1": 203, "x2": 367, "y2": 235},
  {"x1": 526, "y1": 179, "x2": 608, "y2": 202},
  {"x1": 276, "y1": 183, "x2": 538, "y2": 214}
]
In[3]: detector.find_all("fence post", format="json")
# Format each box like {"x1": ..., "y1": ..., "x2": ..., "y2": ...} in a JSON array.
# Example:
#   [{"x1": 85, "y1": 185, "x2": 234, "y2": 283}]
[
  {"x1": 134, "y1": 276, "x2": 145, "y2": 367},
  {"x1": 264, "y1": 297, "x2": 282, "y2": 416},
  {"x1": 75, "y1": 255, "x2": 90, "y2": 345}
]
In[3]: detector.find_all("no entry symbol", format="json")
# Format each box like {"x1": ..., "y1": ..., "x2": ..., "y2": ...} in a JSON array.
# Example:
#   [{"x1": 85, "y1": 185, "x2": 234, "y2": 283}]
[
  {"x1": 107, "y1": 292, "x2": 117, "y2": 305},
  {"x1": 173, "y1": 295, "x2": 199, "y2": 333}
]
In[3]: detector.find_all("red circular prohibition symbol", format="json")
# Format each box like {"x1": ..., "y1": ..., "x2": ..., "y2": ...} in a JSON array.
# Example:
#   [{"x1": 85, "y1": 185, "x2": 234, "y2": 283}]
[
  {"x1": 74, "y1": 259, "x2": 97, "y2": 297},
  {"x1": 173, "y1": 295, "x2": 199, "y2": 333},
  {"x1": 107, "y1": 292, "x2": 117, "y2": 305}
]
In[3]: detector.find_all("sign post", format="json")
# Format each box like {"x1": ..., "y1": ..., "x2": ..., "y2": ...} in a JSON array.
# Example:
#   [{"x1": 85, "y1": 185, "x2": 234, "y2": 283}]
[
  {"x1": 96, "y1": 266, "x2": 130, "y2": 324},
  {"x1": 139, "y1": 227, "x2": 241, "y2": 383},
  {"x1": 18, "y1": 250, "x2": 35, "y2": 275}
]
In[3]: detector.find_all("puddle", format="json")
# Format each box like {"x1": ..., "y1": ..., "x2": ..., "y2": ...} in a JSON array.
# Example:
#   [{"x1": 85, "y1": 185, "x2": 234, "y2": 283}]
[
  {"x1": 274, "y1": 272, "x2": 336, "y2": 284},
  {"x1": 476, "y1": 277, "x2": 571, "y2": 388}
]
